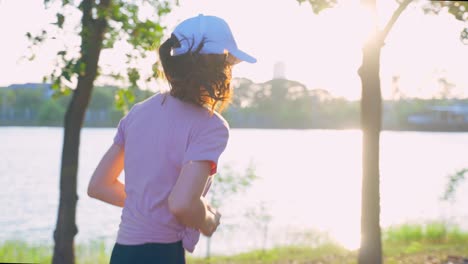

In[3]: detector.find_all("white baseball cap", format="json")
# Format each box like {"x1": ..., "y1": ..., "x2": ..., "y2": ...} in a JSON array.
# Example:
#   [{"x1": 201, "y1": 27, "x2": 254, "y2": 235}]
[{"x1": 172, "y1": 14, "x2": 257, "y2": 64}]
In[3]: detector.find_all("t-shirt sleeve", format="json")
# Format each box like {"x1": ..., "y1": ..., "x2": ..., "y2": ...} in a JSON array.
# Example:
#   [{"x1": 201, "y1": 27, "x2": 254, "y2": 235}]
[
  {"x1": 113, "y1": 114, "x2": 128, "y2": 147},
  {"x1": 113, "y1": 104, "x2": 140, "y2": 147},
  {"x1": 182, "y1": 117, "x2": 230, "y2": 175}
]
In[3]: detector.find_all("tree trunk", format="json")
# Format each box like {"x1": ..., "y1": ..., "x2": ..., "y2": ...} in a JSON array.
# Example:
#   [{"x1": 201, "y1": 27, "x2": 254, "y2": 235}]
[
  {"x1": 206, "y1": 236, "x2": 212, "y2": 259},
  {"x1": 358, "y1": 1, "x2": 381, "y2": 263},
  {"x1": 358, "y1": 37, "x2": 382, "y2": 264},
  {"x1": 357, "y1": 15, "x2": 384, "y2": 264},
  {"x1": 52, "y1": 1, "x2": 109, "y2": 263},
  {"x1": 356, "y1": 1, "x2": 410, "y2": 262}
]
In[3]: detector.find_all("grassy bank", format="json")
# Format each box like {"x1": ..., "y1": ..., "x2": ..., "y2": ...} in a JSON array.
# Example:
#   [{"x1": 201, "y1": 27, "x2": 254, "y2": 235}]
[{"x1": 2, "y1": 223, "x2": 468, "y2": 264}]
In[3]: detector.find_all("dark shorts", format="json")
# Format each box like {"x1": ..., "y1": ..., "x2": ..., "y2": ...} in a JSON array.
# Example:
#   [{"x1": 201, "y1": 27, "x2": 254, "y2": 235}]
[{"x1": 109, "y1": 241, "x2": 185, "y2": 264}]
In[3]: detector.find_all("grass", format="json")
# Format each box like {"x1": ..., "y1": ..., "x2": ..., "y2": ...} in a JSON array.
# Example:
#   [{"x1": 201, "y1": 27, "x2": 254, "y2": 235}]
[
  {"x1": 384, "y1": 222, "x2": 468, "y2": 245},
  {"x1": 0, "y1": 240, "x2": 109, "y2": 264},
  {"x1": 0, "y1": 240, "x2": 52, "y2": 264},
  {"x1": 187, "y1": 244, "x2": 355, "y2": 264},
  {"x1": 2, "y1": 223, "x2": 468, "y2": 264}
]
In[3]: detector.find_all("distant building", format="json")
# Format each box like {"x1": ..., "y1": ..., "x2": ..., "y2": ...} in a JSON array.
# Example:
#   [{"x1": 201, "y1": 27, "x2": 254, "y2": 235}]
[
  {"x1": 7, "y1": 83, "x2": 49, "y2": 90},
  {"x1": 273, "y1": 61, "x2": 286, "y2": 80},
  {"x1": 407, "y1": 104, "x2": 468, "y2": 131},
  {"x1": 6, "y1": 83, "x2": 53, "y2": 99}
]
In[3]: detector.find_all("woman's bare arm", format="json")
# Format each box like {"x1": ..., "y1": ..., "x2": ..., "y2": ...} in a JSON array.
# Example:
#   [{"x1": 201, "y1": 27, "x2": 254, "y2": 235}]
[
  {"x1": 87, "y1": 144, "x2": 126, "y2": 207},
  {"x1": 168, "y1": 161, "x2": 221, "y2": 237}
]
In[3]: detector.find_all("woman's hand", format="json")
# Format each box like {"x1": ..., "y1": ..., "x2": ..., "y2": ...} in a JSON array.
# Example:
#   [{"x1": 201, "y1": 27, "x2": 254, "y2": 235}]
[
  {"x1": 200, "y1": 205, "x2": 221, "y2": 237},
  {"x1": 168, "y1": 161, "x2": 223, "y2": 236}
]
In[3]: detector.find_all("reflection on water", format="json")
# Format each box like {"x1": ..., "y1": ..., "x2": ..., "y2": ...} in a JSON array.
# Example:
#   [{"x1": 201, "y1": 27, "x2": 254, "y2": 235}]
[{"x1": 0, "y1": 127, "x2": 467, "y2": 255}]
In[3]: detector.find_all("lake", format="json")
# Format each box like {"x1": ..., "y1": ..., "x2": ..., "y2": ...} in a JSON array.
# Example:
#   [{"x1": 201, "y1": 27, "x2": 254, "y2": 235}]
[{"x1": 1, "y1": 127, "x2": 467, "y2": 256}]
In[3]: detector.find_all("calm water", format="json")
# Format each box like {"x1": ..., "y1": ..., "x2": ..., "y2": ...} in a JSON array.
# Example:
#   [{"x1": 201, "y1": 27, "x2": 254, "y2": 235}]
[{"x1": 1, "y1": 127, "x2": 467, "y2": 256}]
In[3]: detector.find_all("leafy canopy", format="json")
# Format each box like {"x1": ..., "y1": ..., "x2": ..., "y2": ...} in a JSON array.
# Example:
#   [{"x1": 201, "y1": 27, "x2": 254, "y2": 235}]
[
  {"x1": 27, "y1": 0, "x2": 177, "y2": 110},
  {"x1": 298, "y1": 0, "x2": 468, "y2": 44}
]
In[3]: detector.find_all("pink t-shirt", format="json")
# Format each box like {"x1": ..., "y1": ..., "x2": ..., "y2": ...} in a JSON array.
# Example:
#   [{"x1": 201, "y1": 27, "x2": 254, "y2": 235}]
[{"x1": 113, "y1": 93, "x2": 229, "y2": 253}]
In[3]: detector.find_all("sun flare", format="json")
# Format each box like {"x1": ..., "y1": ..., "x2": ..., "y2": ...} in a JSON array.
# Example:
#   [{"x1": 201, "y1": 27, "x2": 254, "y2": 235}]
[{"x1": 334, "y1": 230, "x2": 361, "y2": 251}]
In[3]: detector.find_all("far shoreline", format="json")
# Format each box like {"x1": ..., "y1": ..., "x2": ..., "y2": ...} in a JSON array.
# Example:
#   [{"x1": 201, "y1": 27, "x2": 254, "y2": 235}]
[{"x1": 2, "y1": 124, "x2": 468, "y2": 133}]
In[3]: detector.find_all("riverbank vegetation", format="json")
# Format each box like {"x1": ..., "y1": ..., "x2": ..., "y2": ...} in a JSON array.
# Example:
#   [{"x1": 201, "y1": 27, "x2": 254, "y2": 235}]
[
  {"x1": 2, "y1": 222, "x2": 467, "y2": 264},
  {"x1": 2, "y1": 81, "x2": 467, "y2": 130}
]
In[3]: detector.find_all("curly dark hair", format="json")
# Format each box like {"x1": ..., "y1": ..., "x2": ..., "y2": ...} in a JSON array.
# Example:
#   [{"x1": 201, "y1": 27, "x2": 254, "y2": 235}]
[{"x1": 158, "y1": 34, "x2": 235, "y2": 113}]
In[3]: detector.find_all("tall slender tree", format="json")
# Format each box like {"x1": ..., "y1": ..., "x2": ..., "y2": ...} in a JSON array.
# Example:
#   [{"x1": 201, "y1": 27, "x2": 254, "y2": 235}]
[
  {"x1": 27, "y1": 1, "x2": 175, "y2": 263},
  {"x1": 297, "y1": 0, "x2": 467, "y2": 263}
]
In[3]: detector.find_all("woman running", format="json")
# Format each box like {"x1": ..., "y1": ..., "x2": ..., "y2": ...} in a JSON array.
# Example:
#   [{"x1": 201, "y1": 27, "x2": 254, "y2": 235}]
[{"x1": 87, "y1": 14, "x2": 256, "y2": 264}]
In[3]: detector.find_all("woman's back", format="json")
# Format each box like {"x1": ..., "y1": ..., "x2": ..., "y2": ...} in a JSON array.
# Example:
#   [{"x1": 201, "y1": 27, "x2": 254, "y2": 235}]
[
  {"x1": 114, "y1": 93, "x2": 229, "y2": 252},
  {"x1": 88, "y1": 14, "x2": 256, "y2": 264}
]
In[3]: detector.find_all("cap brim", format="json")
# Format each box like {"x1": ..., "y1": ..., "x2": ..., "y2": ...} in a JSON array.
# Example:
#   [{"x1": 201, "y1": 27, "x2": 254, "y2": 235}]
[{"x1": 229, "y1": 49, "x2": 257, "y2": 64}]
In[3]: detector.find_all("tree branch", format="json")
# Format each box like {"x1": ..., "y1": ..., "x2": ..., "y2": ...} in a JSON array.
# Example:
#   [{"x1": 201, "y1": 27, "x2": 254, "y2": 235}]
[
  {"x1": 97, "y1": 0, "x2": 111, "y2": 15},
  {"x1": 381, "y1": 0, "x2": 412, "y2": 43}
]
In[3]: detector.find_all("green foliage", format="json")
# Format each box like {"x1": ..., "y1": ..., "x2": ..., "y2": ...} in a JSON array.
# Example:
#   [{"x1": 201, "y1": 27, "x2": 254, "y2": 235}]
[
  {"x1": 107, "y1": 1, "x2": 169, "y2": 54},
  {"x1": 0, "y1": 240, "x2": 51, "y2": 264},
  {"x1": 26, "y1": 0, "x2": 175, "y2": 111},
  {"x1": 385, "y1": 224, "x2": 423, "y2": 243},
  {"x1": 55, "y1": 13, "x2": 65, "y2": 28},
  {"x1": 0, "y1": 84, "x2": 155, "y2": 126},
  {"x1": 0, "y1": 240, "x2": 111, "y2": 264},
  {"x1": 2, "y1": 226, "x2": 468, "y2": 264},
  {"x1": 402, "y1": 241, "x2": 423, "y2": 254},
  {"x1": 227, "y1": 78, "x2": 362, "y2": 129},
  {"x1": 0, "y1": 89, "x2": 16, "y2": 108},
  {"x1": 13, "y1": 88, "x2": 43, "y2": 110},
  {"x1": 75, "y1": 240, "x2": 109, "y2": 264},
  {"x1": 299, "y1": 1, "x2": 468, "y2": 44},
  {"x1": 38, "y1": 99, "x2": 66, "y2": 126},
  {"x1": 209, "y1": 163, "x2": 258, "y2": 209},
  {"x1": 88, "y1": 87, "x2": 115, "y2": 111},
  {"x1": 384, "y1": 222, "x2": 468, "y2": 245},
  {"x1": 442, "y1": 168, "x2": 467, "y2": 202},
  {"x1": 425, "y1": 1, "x2": 468, "y2": 21},
  {"x1": 4, "y1": 81, "x2": 468, "y2": 129},
  {"x1": 447, "y1": 226, "x2": 468, "y2": 244},
  {"x1": 245, "y1": 202, "x2": 272, "y2": 229},
  {"x1": 115, "y1": 88, "x2": 136, "y2": 113},
  {"x1": 425, "y1": 222, "x2": 447, "y2": 243},
  {"x1": 25, "y1": 30, "x2": 47, "y2": 61},
  {"x1": 191, "y1": 244, "x2": 352, "y2": 264},
  {"x1": 423, "y1": 1, "x2": 468, "y2": 43},
  {"x1": 296, "y1": 0, "x2": 337, "y2": 14}
]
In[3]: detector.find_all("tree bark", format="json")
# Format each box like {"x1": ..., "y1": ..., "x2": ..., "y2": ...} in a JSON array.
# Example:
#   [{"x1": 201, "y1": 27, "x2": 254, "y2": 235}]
[
  {"x1": 52, "y1": 1, "x2": 109, "y2": 263},
  {"x1": 358, "y1": 0, "x2": 382, "y2": 262},
  {"x1": 358, "y1": 36, "x2": 383, "y2": 264},
  {"x1": 357, "y1": 1, "x2": 410, "y2": 263}
]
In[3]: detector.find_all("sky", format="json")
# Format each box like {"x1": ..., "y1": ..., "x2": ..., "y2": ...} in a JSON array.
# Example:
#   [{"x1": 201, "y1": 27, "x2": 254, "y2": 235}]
[{"x1": 0, "y1": 0, "x2": 467, "y2": 100}]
